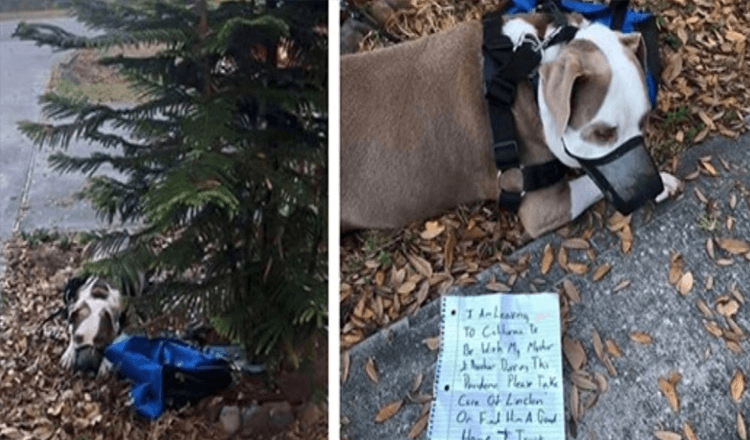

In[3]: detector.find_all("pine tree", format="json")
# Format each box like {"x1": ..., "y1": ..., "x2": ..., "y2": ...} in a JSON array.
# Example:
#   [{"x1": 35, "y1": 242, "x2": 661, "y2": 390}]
[{"x1": 14, "y1": 0, "x2": 327, "y2": 365}]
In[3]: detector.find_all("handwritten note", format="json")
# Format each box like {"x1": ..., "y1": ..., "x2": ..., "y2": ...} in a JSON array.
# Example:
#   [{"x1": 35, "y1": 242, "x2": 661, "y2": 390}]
[{"x1": 429, "y1": 293, "x2": 564, "y2": 440}]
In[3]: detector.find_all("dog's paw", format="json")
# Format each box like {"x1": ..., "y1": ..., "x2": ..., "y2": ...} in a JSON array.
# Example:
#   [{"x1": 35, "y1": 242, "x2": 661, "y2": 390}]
[
  {"x1": 60, "y1": 344, "x2": 75, "y2": 369},
  {"x1": 656, "y1": 172, "x2": 682, "y2": 203},
  {"x1": 97, "y1": 358, "x2": 113, "y2": 377}
]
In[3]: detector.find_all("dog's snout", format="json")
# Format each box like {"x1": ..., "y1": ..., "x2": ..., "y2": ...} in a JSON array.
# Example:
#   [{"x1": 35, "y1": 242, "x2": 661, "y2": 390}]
[{"x1": 74, "y1": 346, "x2": 103, "y2": 376}]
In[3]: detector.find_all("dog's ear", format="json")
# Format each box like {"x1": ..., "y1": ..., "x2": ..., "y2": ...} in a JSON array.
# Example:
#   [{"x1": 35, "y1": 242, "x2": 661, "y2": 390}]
[
  {"x1": 540, "y1": 54, "x2": 584, "y2": 137},
  {"x1": 618, "y1": 32, "x2": 647, "y2": 72},
  {"x1": 62, "y1": 276, "x2": 87, "y2": 307}
]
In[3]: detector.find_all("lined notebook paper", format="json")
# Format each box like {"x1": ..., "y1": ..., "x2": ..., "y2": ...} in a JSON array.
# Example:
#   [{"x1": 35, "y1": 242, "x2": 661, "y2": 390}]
[{"x1": 429, "y1": 293, "x2": 564, "y2": 440}]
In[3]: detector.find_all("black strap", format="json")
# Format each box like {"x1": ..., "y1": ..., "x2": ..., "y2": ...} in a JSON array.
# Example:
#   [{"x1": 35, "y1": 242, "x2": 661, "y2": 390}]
[
  {"x1": 610, "y1": 0, "x2": 630, "y2": 31},
  {"x1": 523, "y1": 160, "x2": 567, "y2": 191},
  {"x1": 482, "y1": 11, "x2": 572, "y2": 213}
]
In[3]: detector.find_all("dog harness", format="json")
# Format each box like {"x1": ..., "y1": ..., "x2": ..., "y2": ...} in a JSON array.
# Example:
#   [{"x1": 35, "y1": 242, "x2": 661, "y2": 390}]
[{"x1": 484, "y1": 0, "x2": 662, "y2": 213}]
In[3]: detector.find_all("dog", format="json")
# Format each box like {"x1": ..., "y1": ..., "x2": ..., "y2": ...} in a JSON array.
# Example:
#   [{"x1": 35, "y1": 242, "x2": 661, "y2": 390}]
[
  {"x1": 60, "y1": 274, "x2": 126, "y2": 377},
  {"x1": 340, "y1": 11, "x2": 681, "y2": 238}
]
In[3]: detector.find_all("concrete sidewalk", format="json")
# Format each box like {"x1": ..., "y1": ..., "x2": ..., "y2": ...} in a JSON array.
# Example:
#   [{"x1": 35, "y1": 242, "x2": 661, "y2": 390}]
[
  {"x1": 0, "y1": 18, "x2": 134, "y2": 287},
  {"x1": 341, "y1": 131, "x2": 750, "y2": 439}
]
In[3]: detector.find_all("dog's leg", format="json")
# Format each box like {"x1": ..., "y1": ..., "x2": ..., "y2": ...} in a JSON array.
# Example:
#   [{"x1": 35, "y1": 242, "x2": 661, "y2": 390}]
[
  {"x1": 98, "y1": 358, "x2": 113, "y2": 377},
  {"x1": 656, "y1": 172, "x2": 681, "y2": 203},
  {"x1": 568, "y1": 174, "x2": 605, "y2": 220},
  {"x1": 61, "y1": 342, "x2": 75, "y2": 369}
]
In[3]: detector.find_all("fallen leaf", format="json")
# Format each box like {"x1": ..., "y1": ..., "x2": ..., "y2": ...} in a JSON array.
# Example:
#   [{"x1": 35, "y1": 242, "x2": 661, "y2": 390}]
[
  {"x1": 677, "y1": 272, "x2": 694, "y2": 296},
  {"x1": 421, "y1": 221, "x2": 445, "y2": 240},
  {"x1": 444, "y1": 229, "x2": 456, "y2": 272},
  {"x1": 408, "y1": 411, "x2": 429, "y2": 439},
  {"x1": 541, "y1": 244, "x2": 554, "y2": 275},
  {"x1": 569, "y1": 385, "x2": 579, "y2": 421},
  {"x1": 613, "y1": 279, "x2": 631, "y2": 292},
  {"x1": 423, "y1": 336, "x2": 440, "y2": 351},
  {"x1": 571, "y1": 371, "x2": 597, "y2": 390},
  {"x1": 629, "y1": 331, "x2": 652, "y2": 345},
  {"x1": 365, "y1": 357, "x2": 379, "y2": 384},
  {"x1": 375, "y1": 399, "x2": 403, "y2": 423},
  {"x1": 563, "y1": 337, "x2": 587, "y2": 370},
  {"x1": 740, "y1": 411, "x2": 748, "y2": 440},
  {"x1": 683, "y1": 421, "x2": 698, "y2": 440},
  {"x1": 562, "y1": 278, "x2": 581, "y2": 303},
  {"x1": 591, "y1": 263, "x2": 611, "y2": 282},
  {"x1": 717, "y1": 238, "x2": 750, "y2": 255},
  {"x1": 654, "y1": 430, "x2": 682, "y2": 440},
  {"x1": 659, "y1": 376, "x2": 680, "y2": 413},
  {"x1": 669, "y1": 253, "x2": 683, "y2": 285},
  {"x1": 562, "y1": 238, "x2": 590, "y2": 250},
  {"x1": 411, "y1": 372, "x2": 424, "y2": 393},
  {"x1": 341, "y1": 351, "x2": 351, "y2": 384},
  {"x1": 568, "y1": 262, "x2": 588, "y2": 275},
  {"x1": 591, "y1": 328, "x2": 604, "y2": 361},
  {"x1": 606, "y1": 339, "x2": 624, "y2": 358},
  {"x1": 594, "y1": 372, "x2": 608, "y2": 394},
  {"x1": 696, "y1": 299, "x2": 713, "y2": 318},
  {"x1": 407, "y1": 254, "x2": 433, "y2": 279},
  {"x1": 731, "y1": 369, "x2": 745, "y2": 402}
]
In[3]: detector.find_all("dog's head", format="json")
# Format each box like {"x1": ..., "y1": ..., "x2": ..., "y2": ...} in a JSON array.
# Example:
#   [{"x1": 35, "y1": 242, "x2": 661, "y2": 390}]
[
  {"x1": 538, "y1": 22, "x2": 663, "y2": 214},
  {"x1": 63, "y1": 276, "x2": 124, "y2": 375}
]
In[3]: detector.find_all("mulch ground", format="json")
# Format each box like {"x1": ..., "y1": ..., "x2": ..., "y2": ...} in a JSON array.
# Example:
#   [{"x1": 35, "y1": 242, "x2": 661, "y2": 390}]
[
  {"x1": 339, "y1": 0, "x2": 750, "y2": 352},
  {"x1": 0, "y1": 234, "x2": 327, "y2": 440}
]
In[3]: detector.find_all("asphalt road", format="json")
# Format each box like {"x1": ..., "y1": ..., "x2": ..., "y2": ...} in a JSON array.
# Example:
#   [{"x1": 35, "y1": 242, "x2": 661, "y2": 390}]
[{"x1": 0, "y1": 17, "x2": 132, "y2": 288}]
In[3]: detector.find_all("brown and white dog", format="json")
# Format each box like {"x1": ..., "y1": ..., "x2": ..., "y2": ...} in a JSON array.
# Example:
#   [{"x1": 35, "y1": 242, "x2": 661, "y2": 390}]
[
  {"x1": 60, "y1": 275, "x2": 125, "y2": 376},
  {"x1": 341, "y1": 11, "x2": 680, "y2": 237}
]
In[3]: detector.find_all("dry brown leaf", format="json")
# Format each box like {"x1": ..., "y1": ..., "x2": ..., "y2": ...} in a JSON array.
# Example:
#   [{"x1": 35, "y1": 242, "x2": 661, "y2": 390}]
[
  {"x1": 694, "y1": 187, "x2": 708, "y2": 204},
  {"x1": 397, "y1": 280, "x2": 417, "y2": 295},
  {"x1": 408, "y1": 254, "x2": 433, "y2": 279},
  {"x1": 669, "y1": 253, "x2": 683, "y2": 285},
  {"x1": 682, "y1": 421, "x2": 698, "y2": 440},
  {"x1": 594, "y1": 372, "x2": 608, "y2": 394},
  {"x1": 562, "y1": 278, "x2": 581, "y2": 303},
  {"x1": 613, "y1": 279, "x2": 630, "y2": 292},
  {"x1": 541, "y1": 243, "x2": 554, "y2": 275},
  {"x1": 557, "y1": 246, "x2": 568, "y2": 270},
  {"x1": 411, "y1": 372, "x2": 424, "y2": 394},
  {"x1": 654, "y1": 430, "x2": 682, "y2": 440},
  {"x1": 717, "y1": 238, "x2": 750, "y2": 255},
  {"x1": 706, "y1": 238, "x2": 715, "y2": 259},
  {"x1": 606, "y1": 339, "x2": 624, "y2": 358},
  {"x1": 703, "y1": 320, "x2": 723, "y2": 338},
  {"x1": 571, "y1": 371, "x2": 597, "y2": 391},
  {"x1": 562, "y1": 238, "x2": 590, "y2": 250},
  {"x1": 563, "y1": 337, "x2": 587, "y2": 370},
  {"x1": 731, "y1": 369, "x2": 746, "y2": 403},
  {"x1": 569, "y1": 385, "x2": 579, "y2": 421},
  {"x1": 629, "y1": 331, "x2": 653, "y2": 345},
  {"x1": 739, "y1": 411, "x2": 748, "y2": 440},
  {"x1": 659, "y1": 376, "x2": 680, "y2": 413},
  {"x1": 677, "y1": 272, "x2": 694, "y2": 296},
  {"x1": 591, "y1": 328, "x2": 604, "y2": 361},
  {"x1": 727, "y1": 340, "x2": 743, "y2": 354},
  {"x1": 408, "y1": 411, "x2": 429, "y2": 439},
  {"x1": 341, "y1": 351, "x2": 351, "y2": 384},
  {"x1": 716, "y1": 299, "x2": 740, "y2": 317},
  {"x1": 591, "y1": 263, "x2": 611, "y2": 282},
  {"x1": 423, "y1": 336, "x2": 440, "y2": 351},
  {"x1": 421, "y1": 221, "x2": 445, "y2": 240},
  {"x1": 444, "y1": 229, "x2": 456, "y2": 272},
  {"x1": 375, "y1": 399, "x2": 403, "y2": 423},
  {"x1": 696, "y1": 299, "x2": 713, "y2": 318},
  {"x1": 365, "y1": 357, "x2": 379, "y2": 384},
  {"x1": 568, "y1": 262, "x2": 589, "y2": 275}
]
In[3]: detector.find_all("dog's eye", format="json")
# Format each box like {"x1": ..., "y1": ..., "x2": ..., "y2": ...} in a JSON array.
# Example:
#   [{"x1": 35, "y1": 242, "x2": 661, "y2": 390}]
[{"x1": 593, "y1": 126, "x2": 617, "y2": 143}]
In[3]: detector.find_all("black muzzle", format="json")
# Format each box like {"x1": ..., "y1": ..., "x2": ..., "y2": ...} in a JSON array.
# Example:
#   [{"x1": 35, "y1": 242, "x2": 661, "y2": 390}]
[
  {"x1": 566, "y1": 136, "x2": 663, "y2": 215},
  {"x1": 75, "y1": 345, "x2": 104, "y2": 376}
]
